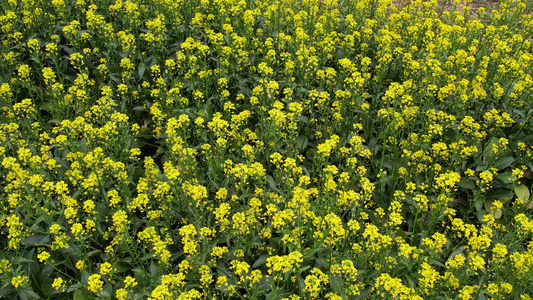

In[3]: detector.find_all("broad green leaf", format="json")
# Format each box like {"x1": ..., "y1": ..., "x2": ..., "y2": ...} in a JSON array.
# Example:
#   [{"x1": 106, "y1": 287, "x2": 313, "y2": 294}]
[
  {"x1": 140, "y1": 252, "x2": 155, "y2": 261},
  {"x1": 459, "y1": 179, "x2": 476, "y2": 190},
  {"x1": 266, "y1": 175, "x2": 277, "y2": 191},
  {"x1": 40, "y1": 278, "x2": 53, "y2": 298},
  {"x1": 252, "y1": 254, "x2": 269, "y2": 268},
  {"x1": 87, "y1": 250, "x2": 102, "y2": 257},
  {"x1": 14, "y1": 257, "x2": 34, "y2": 264},
  {"x1": 150, "y1": 262, "x2": 157, "y2": 276},
  {"x1": 101, "y1": 283, "x2": 112, "y2": 298},
  {"x1": 315, "y1": 257, "x2": 327, "y2": 268},
  {"x1": 483, "y1": 137, "x2": 499, "y2": 156},
  {"x1": 298, "y1": 265, "x2": 311, "y2": 273},
  {"x1": 393, "y1": 228, "x2": 407, "y2": 239},
  {"x1": 259, "y1": 276, "x2": 273, "y2": 293},
  {"x1": 19, "y1": 288, "x2": 39, "y2": 299},
  {"x1": 515, "y1": 184, "x2": 530, "y2": 202},
  {"x1": 429, "y1": 258, "x2": 445, "y2": 268},
  {"x1": 405, "y1": 275, "x2": 415, "y2": 288},
  {"x1": 484, "y1": 200, "x2": 503, "y2": 219},
  {"x1": 494, "y1": 157, "x2": 514, "y2": 171},
  {"x1": 40, "y1": 265, "x2": 54, "y2": 282},
  {"x1": 22, "y1": 235, "x2": 50, "y2": 246},
  {"x1": 478, "y1": 290, "x2": 488, "y2": 300},
  {"x1": 488, "y1": 189, "x2": 514, "y2": 203},
  {"x1": 216, "y1": 263, "x2": 232, "y2": 277},
  {"x1": 67, "y1": 283, "x2": 84, "y2": 293},
  {"x1": 114, "y1": 262, "x2": 132, "y2": 273},
  {"x1": 73, "y1": 289, "x2": 92, "y2": 300},
  {"x1": 477, "y1": 209, "x2": 487, "y2": 222},
  {"x1": 18, "y1": 290, "x2": 29, "y2": 300},
  {"x1": 329, "y1": 274, "x2": 343, "y2": 294},
  {"x1": 297, "y1": 135, "x2": 308, "y2": 150},
  {"x1": 448, "y1": 246, "x2": 465, "y2": 259},
  {"x1": 138, "y1": 62, "x2": 147, "y2": 79},
  {"x1": 494, "y1": 172, "x2": 513, "y2": 184}
]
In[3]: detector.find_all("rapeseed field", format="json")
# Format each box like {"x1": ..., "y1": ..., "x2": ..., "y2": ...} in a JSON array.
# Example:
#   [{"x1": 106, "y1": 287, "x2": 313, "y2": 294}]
[{"x1": 1, "y1": 0, "x2": 533, "y2": 298}]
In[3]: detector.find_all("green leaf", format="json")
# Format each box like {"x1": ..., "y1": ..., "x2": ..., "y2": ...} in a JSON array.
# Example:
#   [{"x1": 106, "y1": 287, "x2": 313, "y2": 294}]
[
  {"x1": 150, "y1": 262, "x2": 157, "y2": 276},
  {"x1": 22, "y1": 234, "x2": 50, "y2": 246},
  {"x1": 448, "y1": 246, "x2": 465, "y2": 259},
  {"x1": 404, "y1": 275, "x2": 415, "y2": 288},
  {"x1": 315, "y1": 258, "x2": 327, "y2": 269},
  {"x1": 138, "y1": 62, "x2": 147, "y2": 79},
  {"x1": 252, "y1": 254, "x2": 269, "y2": 268},
  {"x1": 67, "y1": 283, "x2": 84, "y2": 293},
  {"x1": 329, "y1": 274, "x2": 343, "y2": 294},
  {"x1": 494, "y1": 157, "x2": 514, "y2": 171},
  {"x1": 132, "y1": 268, "x2": 149, "y2": 282},
  {"x1": 526, "y1": 199, "x2": 533, "y2": 210},
  {"x1": 19, "y1": 288, "x2": 39, "y2": 299},
  {"x1": 14, "y1": 258, "x2": 35, "y2": 264},
  {"x1": 488, "y1": 189, "x2": 514, "y2": 203},
  {"x1": 358, "y1": 287, "x2": 373, "y2": 298},
  {"x1": 477, "y1": 209, "x2": 487, "y2": 222},
  {"x1": 298, "y1": 265, "x2": 311, "y2": 273},
  {"x1": 140, "y1": 252, "x2": 155, "y2": 261},
  {"x1": 73, "y1": 289, "x2": 92, "y2": 300},
  {"x1": 114, "y1": 262, "x2": 132, "y2": 273},
  {"x1": 80, "y1": 270, "x2": 90, "y2": 283},
  {"x1": 87, "y1": 250, "x2": 102, "y2": 257},
  {"x1": 459, "y1": 179, "x2": 476, "y2": 190},
  {"x1": 494, "y1": 172, "x2": 513, "y2": 184},
  {"x1": 18, "y1": 290, "x2": 28, "y2": 300},
  {"x1": 297, "y1": 135, "x2": 308, "y2": 150},
  {"x1": 259, "y1": 276, "x2": 273, "y2": 293},
  {"x1": 40, "y1": 265, "x2": 54, "y2": 282},
  {"x1": 101, "y1": 283, "x2": 112, "y2": 298},
  {"x1": 484, "y1": 200, "x2": 503, "y2": 219},
  {"x1": 478, "y1": 290, "x2": 488, "y2": 300},
  {"x1": 429, "y1": 258, "x2": 445, "y2": 268},
  {"x1": 216, "y1": 263, "x2": 232, "y2": 277},
  {"x1": 40, "y1": 278, "x2": 53, "y2": 298},
  {"x1": 393, "y1": 228, "x2": 407, "y2": 239},
  {"x1": 266, "y1": 175, "x2": 277, "y2": 191},
  {"x1": 515, "y1": 184, "x2": 530, "y2": 202}
]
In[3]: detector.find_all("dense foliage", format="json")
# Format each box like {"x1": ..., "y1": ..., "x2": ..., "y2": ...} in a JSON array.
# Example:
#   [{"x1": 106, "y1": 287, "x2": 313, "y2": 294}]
[{"x1": 1, "y1": 0, "x2": 533, "y2": 299}]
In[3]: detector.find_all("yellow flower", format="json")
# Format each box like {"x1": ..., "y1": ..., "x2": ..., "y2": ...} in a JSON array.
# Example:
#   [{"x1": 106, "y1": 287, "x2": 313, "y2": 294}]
[
  {"x1": 458, "y1": 285, "x2": 479, "y2": 300},
  {"x1": 87, "y1": 274, "x2": 103, "y2": 293},
  {"x1": 418, "y1": 263, "x2": 441, "y2": 295},
  {"x1": 375, "y1": 273, "x2": 421, "y2": 299},
  {"x1": 0, "y1": 259, "x2": 10, "y2": 275},
  {"x1": 52, "y1": 277, "x2": 64, "y2": 290},
  {"x1": 304, "y1": 275, "x2": 322, "y2": 299},
  {"x1": 11, "y1": 275, "x2": 28, "y2": 288},
  {"x1": 37, "y1": 251, "x2": 50, "y2": 263},
  {"x1": 317, "y1": 135, "x2": 340, "y2": 157},
  {"x1": 467, "y1": 252, "x2": 486, "y2": 275},
  {"x1": 99, "y1": 262, "x2": 113, "y2": 275},
  {"x1": 83, "y1": 200, "x2": 96, "y2": 214},
  {"x1": 116, "y1": 288, "x2": 128, "y2": 300},
  {"x1": 71, "y1": 223, "x2": 84, "y2": 237},
  {"x1": 266, "y1": 251, "x2": 303, "y2": 279},
  {"x1": 6, "y1": 214, "x2": 23, "y2": 249},
  {"x1": 423, "y1": 232, "x2": 448, "y2": 254},
  {"x1": 446, "y1": 254, "x2": 466, "y2": 270},
  {"x1": 124, "y1": 276, "x2": 137, "y2": 288},
  {"x1": 434, "y1": 171, "x2": 461, "y2": 191},
  {"x1": 179, "y1": 224, "x2": 199, "y2": 255},
  {"x1": 76, "y1": 260, "x2": 86, "y2": 270}
]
